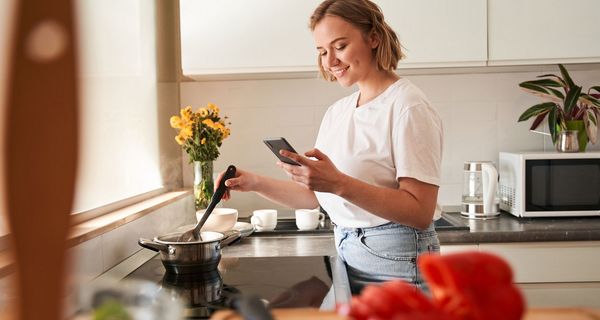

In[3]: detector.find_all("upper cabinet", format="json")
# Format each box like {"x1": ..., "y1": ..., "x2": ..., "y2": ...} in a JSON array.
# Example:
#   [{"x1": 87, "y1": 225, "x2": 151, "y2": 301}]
[
  {"x1": 179, "y1": 0, "x2": 321, "y2": 76},
  {"x1": 488, "y1": 0, "x2": 600, "y2": 65},
  {"x1": 179, "y1": 0, "x2": 486, "y2": 77},
  {"x1": 375, "y1": 0, "x2": 487, "y2": 68},
  {"x1": 179, "y1": 0, "x2": 600, "y2": 77}
]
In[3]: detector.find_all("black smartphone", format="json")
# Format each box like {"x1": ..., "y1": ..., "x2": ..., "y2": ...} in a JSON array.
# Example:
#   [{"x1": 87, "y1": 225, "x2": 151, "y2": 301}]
[{"x1": 263, "y1": 137, "x2": 301, "y2": 166}]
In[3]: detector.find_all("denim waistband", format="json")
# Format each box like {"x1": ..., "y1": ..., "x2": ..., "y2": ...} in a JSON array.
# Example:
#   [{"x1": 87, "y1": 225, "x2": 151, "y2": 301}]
[{"x1": 334, "y1": 221, "x2": 437, "y2": 238}]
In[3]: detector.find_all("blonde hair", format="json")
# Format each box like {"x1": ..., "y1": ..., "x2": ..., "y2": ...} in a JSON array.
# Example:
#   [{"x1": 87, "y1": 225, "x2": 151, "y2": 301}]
[{"x1": 309, "y1": 0, "x2": 404, "y2": 82}]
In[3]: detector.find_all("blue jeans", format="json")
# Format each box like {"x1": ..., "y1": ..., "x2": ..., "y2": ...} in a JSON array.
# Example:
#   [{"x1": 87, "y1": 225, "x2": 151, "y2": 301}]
[{"x1": 334, "y1": 221, "x2": 440, "y2": 295}]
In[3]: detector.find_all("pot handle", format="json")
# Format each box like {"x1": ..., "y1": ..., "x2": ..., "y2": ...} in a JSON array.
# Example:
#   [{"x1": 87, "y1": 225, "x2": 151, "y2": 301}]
[
  {"x1": 138, "y1": 238, "x2": 168, "y2": 252},
  {"x1": 220, "y1": 230, "x2": 242, "y2": 247}
]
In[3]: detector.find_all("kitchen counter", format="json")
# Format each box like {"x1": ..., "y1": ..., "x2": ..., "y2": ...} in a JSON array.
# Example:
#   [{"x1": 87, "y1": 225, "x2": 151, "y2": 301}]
[
  {"x1": 438, "y1": 211, "x2": 600, "y2": 244},
  {"x1": 211, "y1": 307, "x2": 600, "y2": 320},
  {"x1": 99, "y1": 211, "x2": 600, "y2": 280},
  {"x1": 94, "y1": 212, "x2": 600, "y2": 315},
  {"x1": 222, "y1": 234, "x2": 336, "y2": 257},
  {"x1": 225, "y1": 211, "x2": 600, "y2": 257}
]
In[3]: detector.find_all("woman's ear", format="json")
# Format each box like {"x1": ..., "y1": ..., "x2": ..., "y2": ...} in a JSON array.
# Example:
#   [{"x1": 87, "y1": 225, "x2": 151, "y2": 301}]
[{"x1": 369, "y1": 31, "x2": 380, "y2": 49}]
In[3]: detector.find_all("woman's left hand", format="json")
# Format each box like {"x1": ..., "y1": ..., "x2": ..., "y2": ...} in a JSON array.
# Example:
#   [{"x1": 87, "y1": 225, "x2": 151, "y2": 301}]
[{"x1": 277, "y1": 148, "x2": 345, "y2": 194}]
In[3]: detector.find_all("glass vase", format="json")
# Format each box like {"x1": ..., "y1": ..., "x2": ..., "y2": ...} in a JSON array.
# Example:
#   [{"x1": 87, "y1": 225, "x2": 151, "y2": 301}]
[
  {"x1": 565, "y1": 120, "x2": 588, "y2": 152},
  {"x1": 193, "y1": 160, "x2": 214, "y2": 210}
]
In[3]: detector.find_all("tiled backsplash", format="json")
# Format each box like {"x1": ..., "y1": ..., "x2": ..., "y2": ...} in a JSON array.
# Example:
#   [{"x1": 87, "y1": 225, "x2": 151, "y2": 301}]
[{"x1": 180, "y1": 66, "x2": 600, "y2": 215}]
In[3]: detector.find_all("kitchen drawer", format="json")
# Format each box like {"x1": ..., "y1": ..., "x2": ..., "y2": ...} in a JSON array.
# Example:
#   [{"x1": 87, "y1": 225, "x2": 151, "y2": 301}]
[
  {"x1": 479, "y1": 241, "x2": 600, "y2": 283},
  {"x1": 520, "y1": 282, "x2": 600, "y2": 308},
  {"x1": 439, "y1": 244, "x2": 478, "y2": 255}
]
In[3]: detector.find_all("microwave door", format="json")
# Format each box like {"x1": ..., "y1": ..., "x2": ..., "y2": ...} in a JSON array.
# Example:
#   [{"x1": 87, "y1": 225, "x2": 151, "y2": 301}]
[{"x1": 525, "y1": 159, "x2": 600, "y2": 217}]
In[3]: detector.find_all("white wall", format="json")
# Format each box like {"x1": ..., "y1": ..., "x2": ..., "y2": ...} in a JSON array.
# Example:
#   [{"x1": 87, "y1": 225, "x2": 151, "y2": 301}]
[{"x1": 180, "y1": 66, "x2": 600, "y2": 216}]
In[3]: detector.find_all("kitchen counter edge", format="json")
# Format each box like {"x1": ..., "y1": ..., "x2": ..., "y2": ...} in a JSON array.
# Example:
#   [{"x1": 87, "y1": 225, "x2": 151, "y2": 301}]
[{"x1": 437, "y1": 212, "x2": 600, "y2": 244}]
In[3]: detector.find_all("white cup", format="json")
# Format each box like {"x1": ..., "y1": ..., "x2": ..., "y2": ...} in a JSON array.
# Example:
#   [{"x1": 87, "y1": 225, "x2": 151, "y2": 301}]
[
  {"x1": 251, "y1": 209, "x2": 278, "y2": 231},
  {"x1": 295, "y1": 209, "x2": 325, "y2": 231}
]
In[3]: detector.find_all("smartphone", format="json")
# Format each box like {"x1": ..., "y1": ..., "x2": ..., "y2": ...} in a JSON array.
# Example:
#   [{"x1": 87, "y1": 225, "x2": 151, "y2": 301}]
[{"x1": 263, "y1": 137, "x2": 301, "y2": 166}]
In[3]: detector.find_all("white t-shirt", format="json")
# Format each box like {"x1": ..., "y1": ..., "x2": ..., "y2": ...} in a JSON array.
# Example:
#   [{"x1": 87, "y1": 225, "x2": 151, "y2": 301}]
[{"x1": 314, "y1": 78, "x2": 443, "y2": 228}]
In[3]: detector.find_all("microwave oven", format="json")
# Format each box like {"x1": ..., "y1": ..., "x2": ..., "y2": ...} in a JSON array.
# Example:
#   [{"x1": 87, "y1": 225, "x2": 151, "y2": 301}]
[{"x1": 499, "y1": 151, "x2": 600, "y2": 217}]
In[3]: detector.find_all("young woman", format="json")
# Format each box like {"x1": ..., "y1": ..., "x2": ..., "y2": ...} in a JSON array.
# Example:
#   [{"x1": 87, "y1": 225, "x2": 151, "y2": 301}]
[{"x1": 219, "y1": 0, "x2": 443, "y2": 294}]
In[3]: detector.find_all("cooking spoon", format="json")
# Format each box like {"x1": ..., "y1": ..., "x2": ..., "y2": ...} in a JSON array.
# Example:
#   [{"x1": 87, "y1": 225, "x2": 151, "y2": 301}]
[{"x1": 179, "y1": 165, "x2": 237, "y2": 242}]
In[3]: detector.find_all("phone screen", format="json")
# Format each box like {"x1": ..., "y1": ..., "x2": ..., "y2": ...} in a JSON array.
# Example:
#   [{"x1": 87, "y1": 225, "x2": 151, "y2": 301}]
[{"x1": 263, "y1": 137, "x2": 301, "y2": 166}]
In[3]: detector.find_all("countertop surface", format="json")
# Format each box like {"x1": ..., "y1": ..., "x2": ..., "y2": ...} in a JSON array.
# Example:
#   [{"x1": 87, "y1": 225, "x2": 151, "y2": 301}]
[
  {"x1": 222, "y1": 234, "x2": 337, "y2": 257},
  {"x1": 438, "y1": 211, "x2": 600, "y2": 244},
  {"x1": 211, "y1": 307, "x2": 600, "y2": 320},
  {"x1": 227, "y1": 211, "x2": 600, "y2": 255}
]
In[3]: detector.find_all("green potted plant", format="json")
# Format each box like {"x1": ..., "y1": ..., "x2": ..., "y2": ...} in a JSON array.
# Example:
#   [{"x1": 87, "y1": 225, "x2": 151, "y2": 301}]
[{"x1": 518, "y1": 64, "x2": 600, "y2": 151}]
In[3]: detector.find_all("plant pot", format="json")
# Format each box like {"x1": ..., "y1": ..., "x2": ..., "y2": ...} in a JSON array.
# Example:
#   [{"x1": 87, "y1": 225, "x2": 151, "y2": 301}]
[{"x1": 565, "y1": 120, "x2": 588, "y2": 152}]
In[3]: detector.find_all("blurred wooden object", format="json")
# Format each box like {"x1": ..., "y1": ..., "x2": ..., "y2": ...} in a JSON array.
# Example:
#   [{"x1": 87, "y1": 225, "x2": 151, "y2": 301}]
[
  {"x1": 525, "y1": 308, "x2": 600, "y2": 320},
  {"x1": 210, "y1": 308, "x2": 346, "y2": 320},
  {"x1": 3, "y1": 0, "x2": 78, "y2": 318},
  {"x1": 211, "y1": 307, "x2": 600, "y2": 320}
]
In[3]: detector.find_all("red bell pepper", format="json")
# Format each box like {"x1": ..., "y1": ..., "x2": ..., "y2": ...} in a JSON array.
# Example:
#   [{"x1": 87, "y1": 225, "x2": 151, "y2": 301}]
[
  {"x1": 419, "y1": 251, "x2": 525, "y2": 320},
  {"x1": 337, "y1": 279, "x2": 447, "y2": 320},
  {"x1": 337, "y1": 251, "x2": 525, "y2": 320}
]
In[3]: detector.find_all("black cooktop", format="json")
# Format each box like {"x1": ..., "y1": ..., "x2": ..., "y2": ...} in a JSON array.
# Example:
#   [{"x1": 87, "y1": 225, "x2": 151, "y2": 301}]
[{"x1": 124, "y1": 255, "x2": 333, "y2": 319}]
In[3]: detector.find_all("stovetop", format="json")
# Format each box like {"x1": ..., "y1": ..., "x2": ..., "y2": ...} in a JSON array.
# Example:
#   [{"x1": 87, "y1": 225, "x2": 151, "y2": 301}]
[{"x1": 123, "y1": 255, "x2": 334, "y2": 319}]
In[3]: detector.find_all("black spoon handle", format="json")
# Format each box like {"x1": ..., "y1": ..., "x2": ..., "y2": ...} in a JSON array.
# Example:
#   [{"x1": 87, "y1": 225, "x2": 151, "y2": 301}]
[
  {"x1": 228, "y1": 294, "x2": 274, "y2": 320},
  {"x1": 196, "y1": 165, "x2": 237, "y2": 229}
]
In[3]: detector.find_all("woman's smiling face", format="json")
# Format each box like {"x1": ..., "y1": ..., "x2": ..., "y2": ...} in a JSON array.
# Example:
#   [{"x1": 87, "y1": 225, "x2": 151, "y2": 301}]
[{"x1": 313, "y1": 15, "x2": 378, "y2": 87}]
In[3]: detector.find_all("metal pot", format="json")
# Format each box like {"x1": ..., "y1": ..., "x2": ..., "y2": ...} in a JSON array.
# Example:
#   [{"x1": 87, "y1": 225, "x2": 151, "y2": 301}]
[{"x1": 138, "y1": 230, "x2": 241, "y2": 274}]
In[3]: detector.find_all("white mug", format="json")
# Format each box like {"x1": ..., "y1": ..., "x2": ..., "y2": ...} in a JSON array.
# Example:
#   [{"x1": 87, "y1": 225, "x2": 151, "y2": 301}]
[
  {"x1": 295, "y1": 209, "x2": 325, "y2": 231},
  {"x1": 251, "y1": 209, "x2": 278, "y2": 231}
]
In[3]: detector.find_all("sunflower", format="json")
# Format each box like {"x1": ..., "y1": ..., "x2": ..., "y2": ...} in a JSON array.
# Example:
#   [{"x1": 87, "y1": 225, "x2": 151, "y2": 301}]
[{"x1": 169, "y1": 103, "x2": 231, "y2": 162}]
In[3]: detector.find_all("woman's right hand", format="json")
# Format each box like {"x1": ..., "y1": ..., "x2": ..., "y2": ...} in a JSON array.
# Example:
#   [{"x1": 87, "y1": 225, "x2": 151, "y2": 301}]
[{"x1": 215, "y1": 167, "x2": 259, "y2": 200}]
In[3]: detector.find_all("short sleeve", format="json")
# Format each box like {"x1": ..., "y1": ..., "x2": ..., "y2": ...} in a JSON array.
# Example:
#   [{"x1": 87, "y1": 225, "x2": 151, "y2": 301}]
[{"x1": 392, "y1": 104, "x2": 443, "y2": 186}]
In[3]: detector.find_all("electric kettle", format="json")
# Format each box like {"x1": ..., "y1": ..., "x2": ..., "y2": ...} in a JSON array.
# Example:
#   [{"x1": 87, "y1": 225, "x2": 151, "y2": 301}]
[{"x1": 461, "y1": 161, "x2": 500, "y2": 219}]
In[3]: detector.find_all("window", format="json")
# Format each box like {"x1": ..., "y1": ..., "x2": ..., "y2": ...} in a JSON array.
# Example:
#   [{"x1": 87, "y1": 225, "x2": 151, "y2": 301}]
[
  {"x1": 72, "y1": 0, "x2": 173, "y2": 214},
  {"x1": 1, "y1": 0, "x2": 180, "y2": 232}
]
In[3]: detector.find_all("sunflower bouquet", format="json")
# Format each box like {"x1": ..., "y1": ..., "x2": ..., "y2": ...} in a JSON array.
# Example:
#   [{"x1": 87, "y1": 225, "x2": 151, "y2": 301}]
[
  {"x1": 170, "y1": 103, "x2": 231, "y2": 209},
  {"x1": 170, "y1": 103, "x2": 231, "y2": 163}
]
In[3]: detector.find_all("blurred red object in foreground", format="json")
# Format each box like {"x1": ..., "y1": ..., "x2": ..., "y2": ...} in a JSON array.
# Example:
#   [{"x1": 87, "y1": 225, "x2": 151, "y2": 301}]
[{"x1": 337, "y1": 251, "x2": 525, "y2": 320}]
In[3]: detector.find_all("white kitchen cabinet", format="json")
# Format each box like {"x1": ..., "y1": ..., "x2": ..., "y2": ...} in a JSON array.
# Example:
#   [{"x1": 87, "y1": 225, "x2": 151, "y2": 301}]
[
  {"x1": 439, "y1": 244, "x2": 479, "y2": 254},
  {"x1": 519, "y1": 282, "x2": 600, "y2": 308},
  {"x1": 488, "y1": 0, "x2": 600, "y2": 65},
  {"x1": 179, "y1": 0, "x2": 487, "y2": 77},
  {"x1": 374, "y1": 0, "x2": 487, "y2": 68},
  {"x1": 479, "y1": 241, "x2": 600, "y2": 284},
  {"x1": 180, "y1": 0, "x2": 600, "y2": 76},
  {"x1": 479, "y1": 241, "x2": 600, "y2": 308},
  {"x1": 179, "y1": 0, "x2": 321, "y2": 77},
  {"x1": 441, "y1": 241, "x2": 600, "y2": 308}
]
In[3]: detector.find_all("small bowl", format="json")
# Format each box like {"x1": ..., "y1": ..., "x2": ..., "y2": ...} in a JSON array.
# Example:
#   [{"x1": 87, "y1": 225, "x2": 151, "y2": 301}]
[{"x1": 196, "y1": 208, "x2": 238, "y2": 232}]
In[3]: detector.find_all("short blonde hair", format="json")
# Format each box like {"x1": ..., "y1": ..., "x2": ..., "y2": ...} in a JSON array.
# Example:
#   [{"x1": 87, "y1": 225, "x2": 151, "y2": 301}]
[{"x1": 309, "y1": 0, "x2": 404, "y2": 82}]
